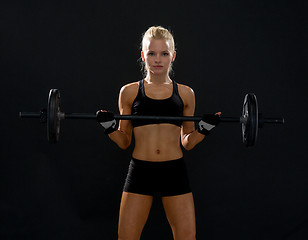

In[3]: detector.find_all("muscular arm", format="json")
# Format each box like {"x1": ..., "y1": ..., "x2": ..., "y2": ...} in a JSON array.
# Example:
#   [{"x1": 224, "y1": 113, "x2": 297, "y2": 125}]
[
  {"x1": 108, "y1": 84, "x2": 136, "y2": 149},
  {"x1": 180, "y1": 85, "x2": 205, "y2": 150}
]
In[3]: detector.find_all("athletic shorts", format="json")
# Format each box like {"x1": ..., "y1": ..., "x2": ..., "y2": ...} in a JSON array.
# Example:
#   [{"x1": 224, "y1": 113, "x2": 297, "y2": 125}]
[{"x1": 123, "y1": 157, "x2": 191, "y2": 197}]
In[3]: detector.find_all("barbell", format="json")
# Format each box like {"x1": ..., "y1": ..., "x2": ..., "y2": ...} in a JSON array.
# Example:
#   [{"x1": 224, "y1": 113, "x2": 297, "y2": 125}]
[{"x1": 19, "y1": 89, "x2": 284, "y2": 146}]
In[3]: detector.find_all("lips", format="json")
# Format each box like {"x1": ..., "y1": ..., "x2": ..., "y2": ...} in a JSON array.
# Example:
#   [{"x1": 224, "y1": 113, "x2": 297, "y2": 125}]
[{"x1": 153, "y1": 66, "x2": 163, "y2": 68}]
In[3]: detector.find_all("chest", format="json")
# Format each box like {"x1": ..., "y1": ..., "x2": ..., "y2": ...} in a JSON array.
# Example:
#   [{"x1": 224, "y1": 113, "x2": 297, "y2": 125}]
[{"x1": 144, "y1": 84, "x2": 173, "y2": 100}]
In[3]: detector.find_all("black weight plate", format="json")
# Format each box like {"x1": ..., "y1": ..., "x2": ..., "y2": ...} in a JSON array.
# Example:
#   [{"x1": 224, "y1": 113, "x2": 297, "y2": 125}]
[
  {"x1": 242, "y1": 93, "x2": 258, "y2": 147},
  {"x1": 47, "y1": 89, "x2": 61, "y2": 143}
]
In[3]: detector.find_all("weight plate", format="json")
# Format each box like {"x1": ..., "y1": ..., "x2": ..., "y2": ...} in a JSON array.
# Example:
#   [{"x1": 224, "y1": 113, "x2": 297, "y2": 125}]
[
  {"x1": 47, "y1": 89, "x2": 61, "y2": 143},
  {"x1": 242, "y1": 93, "x2": 258, "y2": 147}
]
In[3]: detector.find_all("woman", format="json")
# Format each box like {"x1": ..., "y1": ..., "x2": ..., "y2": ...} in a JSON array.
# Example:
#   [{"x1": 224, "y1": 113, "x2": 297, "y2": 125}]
[{"x1": 96, "y1": 26, "x2": 220, "y2": 240}]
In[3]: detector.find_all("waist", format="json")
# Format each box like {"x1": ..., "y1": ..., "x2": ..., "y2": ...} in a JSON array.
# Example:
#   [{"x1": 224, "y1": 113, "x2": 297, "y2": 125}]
[{"x1": 130, "y1": 157, "x2": 185, "y2": 167}]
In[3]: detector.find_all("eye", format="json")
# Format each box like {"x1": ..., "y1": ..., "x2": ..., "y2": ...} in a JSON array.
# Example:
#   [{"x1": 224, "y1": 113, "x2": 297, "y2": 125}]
[
  {"x1": 163, "y1": 52, "x2": 169, "y2": 56},
  {"x1": 147, "y1": 52, "x2": 154, "y2": 56}
]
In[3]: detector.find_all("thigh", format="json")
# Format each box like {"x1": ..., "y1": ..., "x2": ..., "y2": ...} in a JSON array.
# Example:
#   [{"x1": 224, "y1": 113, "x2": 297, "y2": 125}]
[
  {"x1": 162, "y1": 193, "x2": 196, "y2": 237},
  {"x1": 118, "y1": 192, "x2": 153, "y2": 239}
]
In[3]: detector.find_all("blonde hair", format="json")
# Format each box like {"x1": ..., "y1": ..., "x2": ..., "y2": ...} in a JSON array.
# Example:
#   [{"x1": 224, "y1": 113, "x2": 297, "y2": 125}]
[
  {"x1": 140, "y1": 26, "x2": 176, "y2": 76},
  {"x1": 141, "y1": 26, "x2": 175, "y2": 52}
]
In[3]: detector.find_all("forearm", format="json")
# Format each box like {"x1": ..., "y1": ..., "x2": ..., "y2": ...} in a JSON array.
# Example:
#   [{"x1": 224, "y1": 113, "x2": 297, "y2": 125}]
[
  {"x1": 108, "y1": 129, "x2": 131, "y2": 150},
  {"x1": 182, "y1": 130, "x2": 205, "y2": 150}
]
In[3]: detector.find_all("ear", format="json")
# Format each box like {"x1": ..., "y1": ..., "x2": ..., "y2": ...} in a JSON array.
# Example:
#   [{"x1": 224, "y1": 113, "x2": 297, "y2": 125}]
[
  {"x1": 172, "y1": 51, "x2": 177, "y2": 62},
  {"x1": 141, "y1": 51, "x2": 145, "y2": 62}
]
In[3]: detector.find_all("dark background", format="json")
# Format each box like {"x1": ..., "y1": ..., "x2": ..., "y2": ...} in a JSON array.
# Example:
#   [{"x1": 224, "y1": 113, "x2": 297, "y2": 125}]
[{"x1": 1, "y1": 0, "x2": 307, "y2": 239}]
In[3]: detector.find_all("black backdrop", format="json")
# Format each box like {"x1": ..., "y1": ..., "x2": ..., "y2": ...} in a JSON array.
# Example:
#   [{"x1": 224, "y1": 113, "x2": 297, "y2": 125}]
[{"x1": 1, "y1": 1, "x2": 307, "y2": 239}]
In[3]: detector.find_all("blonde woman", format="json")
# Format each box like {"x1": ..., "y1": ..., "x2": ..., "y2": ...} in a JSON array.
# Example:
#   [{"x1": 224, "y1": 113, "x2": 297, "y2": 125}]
[{"x1": 96, "y1": 26, "x2": 220, "y2": 240}]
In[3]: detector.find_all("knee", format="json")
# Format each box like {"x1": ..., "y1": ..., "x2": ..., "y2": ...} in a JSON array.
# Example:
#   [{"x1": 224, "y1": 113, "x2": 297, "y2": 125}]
[
  {"x1": 118, "y1": 236, "x2": 136, "y2": 240},
  {"x1": 174, "y1": 228, "x2": 196, "y2": 240},
  {"x1": 118, "y1": 232, "x2": 140, "y2": 240}
]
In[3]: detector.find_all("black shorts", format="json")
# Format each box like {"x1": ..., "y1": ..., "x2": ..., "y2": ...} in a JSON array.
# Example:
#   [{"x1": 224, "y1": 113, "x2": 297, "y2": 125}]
[{"x1": 123, "y1": 157, "x2": 191, "y2": 197}]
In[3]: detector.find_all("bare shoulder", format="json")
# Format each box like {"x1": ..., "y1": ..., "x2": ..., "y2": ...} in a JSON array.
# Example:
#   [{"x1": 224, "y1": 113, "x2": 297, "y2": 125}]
[
  {"x1": 120, "y1": 81, "x2": 139, "y2": 95},
  {"x1": 119, "y1": 81, "x2": 139, "y2": 104},
  {"x1": 177, "y1": 83, "x2": 195, "y2": 100}
]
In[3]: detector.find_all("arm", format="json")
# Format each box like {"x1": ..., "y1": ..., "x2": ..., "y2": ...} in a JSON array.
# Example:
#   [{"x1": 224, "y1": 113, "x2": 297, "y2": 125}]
[
  {"x1": 105, "y1": 84, "x2": 135, "y2": 149},
  {"x1": 180, "y1": 86, "x2": 205, "y2": 150}
]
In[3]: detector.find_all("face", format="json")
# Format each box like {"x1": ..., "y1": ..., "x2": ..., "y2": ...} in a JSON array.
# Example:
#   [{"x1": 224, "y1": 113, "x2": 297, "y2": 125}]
[{"x1": 141, "y1": 38, "x2": 176, "y2": 75}]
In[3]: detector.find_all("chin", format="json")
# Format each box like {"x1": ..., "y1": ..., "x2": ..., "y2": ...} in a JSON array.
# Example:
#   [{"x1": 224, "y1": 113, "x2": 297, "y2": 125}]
[{"x1": 151, "y1": 69, "x2": 167, "y2": 75}]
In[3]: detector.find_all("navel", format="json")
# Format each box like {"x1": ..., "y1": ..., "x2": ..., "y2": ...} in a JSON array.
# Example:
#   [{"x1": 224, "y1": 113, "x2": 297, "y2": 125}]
[{"x1": 156, "y1": 149, "x2": 160, "y2": 154}]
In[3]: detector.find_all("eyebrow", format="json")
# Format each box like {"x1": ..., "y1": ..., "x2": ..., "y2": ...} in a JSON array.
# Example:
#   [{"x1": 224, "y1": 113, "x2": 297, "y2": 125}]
[{"x1": 147, "y1": 50, "x2": 170, "y2": 52}]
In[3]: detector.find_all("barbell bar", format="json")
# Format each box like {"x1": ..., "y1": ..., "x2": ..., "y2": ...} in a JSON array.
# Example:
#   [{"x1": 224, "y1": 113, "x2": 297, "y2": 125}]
[
  {"x1": 20, "y1": 112, "x2": 240, "y2": 121},
  {"x1": 19, "y1": 89, "x2": 284, "y2": 146}
]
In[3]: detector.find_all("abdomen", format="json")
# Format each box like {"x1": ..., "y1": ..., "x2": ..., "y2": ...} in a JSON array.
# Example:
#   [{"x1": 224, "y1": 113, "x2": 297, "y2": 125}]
[{"x1": 133, "y1": 124, "x2": 183, "y2": 161}]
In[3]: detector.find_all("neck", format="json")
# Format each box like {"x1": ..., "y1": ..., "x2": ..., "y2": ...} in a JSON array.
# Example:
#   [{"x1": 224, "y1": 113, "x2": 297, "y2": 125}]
[{"x1": 145, "y1": 73, "x2": 171, "y2": 85}]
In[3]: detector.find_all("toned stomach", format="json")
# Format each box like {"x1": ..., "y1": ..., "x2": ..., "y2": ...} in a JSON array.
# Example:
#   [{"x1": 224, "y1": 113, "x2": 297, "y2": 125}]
[{"x1": 132, "y1": 124, "x2": 183, "y2": 162}]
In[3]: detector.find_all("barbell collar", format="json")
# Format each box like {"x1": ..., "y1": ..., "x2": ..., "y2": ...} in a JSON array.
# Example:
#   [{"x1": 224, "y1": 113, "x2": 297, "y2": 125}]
[
  {"x1": 263, "y1": 118, "x2": 284, "y2": 124},
  {"x1": 258, "y1": 114, "x2": 284, "y2": 128},
  {"x1": 19, "y1": 112, "x2": 41, "y2": 118},
  {"x1": 19, "y1": 111, "x2": 47, "y2": 123}
]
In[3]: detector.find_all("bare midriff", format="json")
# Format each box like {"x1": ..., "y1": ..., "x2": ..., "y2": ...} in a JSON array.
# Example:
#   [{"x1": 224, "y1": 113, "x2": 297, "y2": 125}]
[{"x1": 132, "y1": 124, "x2": 183, "y2": 162}]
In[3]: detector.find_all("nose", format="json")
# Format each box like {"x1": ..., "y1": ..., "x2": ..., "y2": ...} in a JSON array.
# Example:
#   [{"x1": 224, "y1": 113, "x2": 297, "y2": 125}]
[{"x1": 155, "y1": 54, "x2": 161, "y2": 63}]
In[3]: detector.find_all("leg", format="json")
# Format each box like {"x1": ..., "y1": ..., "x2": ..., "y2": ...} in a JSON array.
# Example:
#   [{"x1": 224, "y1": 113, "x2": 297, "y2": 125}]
[
  {"x1": 162, "y1": 193, "x2": 196, "y2": 240},
  {"x1": 118, "y1": 192, "x2": 153, "y2": 240}
]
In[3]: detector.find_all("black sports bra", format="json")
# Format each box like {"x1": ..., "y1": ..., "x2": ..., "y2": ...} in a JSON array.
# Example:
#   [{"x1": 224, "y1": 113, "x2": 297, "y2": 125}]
[{"x1": 131, "y1": 79, "x2": 184, "y2": 128}]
